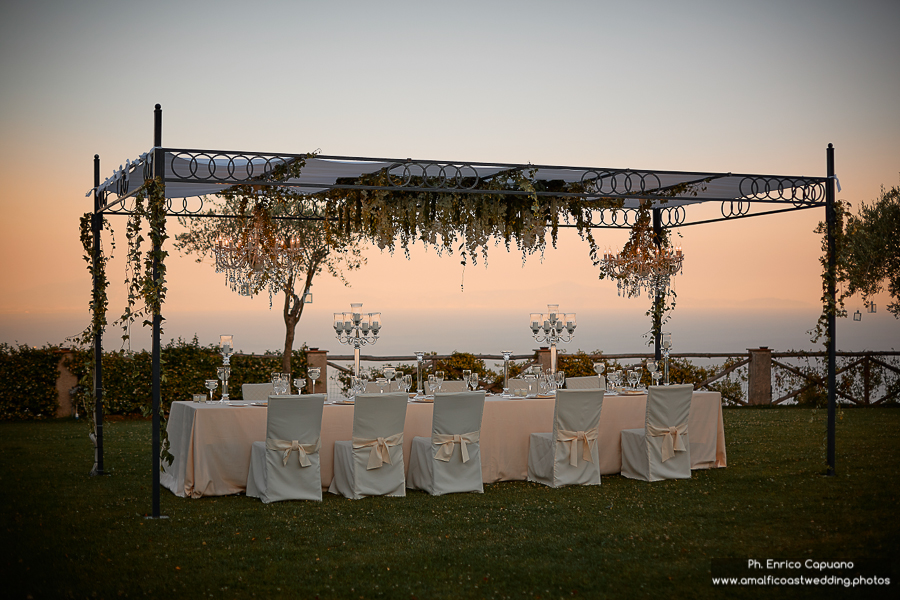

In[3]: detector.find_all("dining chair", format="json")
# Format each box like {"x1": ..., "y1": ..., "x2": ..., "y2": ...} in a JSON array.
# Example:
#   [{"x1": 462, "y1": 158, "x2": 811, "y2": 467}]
[
  {"x1": 507, "y1": 378, "x2": 531, "y2": 394},
  {"x1": 424, "y1": 380, "x2": 467, "y2": 394},
  {"x1": 620, "y1": 384, "x2": 693, "y2": 481},
  {"x1": 565, "y1": 375, "x2": 605, "y2": 390},
  {"x1": 364, "y1": 381, "x2": 401, "y2": 393},
  {"x1": 407, "y1": 391, "x2": 486, "y2": 495},
  {"x1": 242, "y1": 382, "x2": 274, "y2": 401},
  {"x1": 328, "y1": 392, "x2": 409, "y2": 499},
  {"x1": 246, "y1": 394, "x2": 326, "y2": 502},
  {"x1": 527, "y1": 389, "x2": 604, "y2": 487}
]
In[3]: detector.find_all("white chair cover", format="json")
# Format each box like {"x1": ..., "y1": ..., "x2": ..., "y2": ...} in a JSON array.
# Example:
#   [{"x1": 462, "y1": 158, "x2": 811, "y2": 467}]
[
  {"x1": 620, "y1": 384, "x2": 693, "y2": 481},
  {"x1": 246, "y1": 394, "x2": 326, "y2": 502},
  {"x1": 242, "y1": 383, "x2": 274, "y2": 401},
  {"x1": 566, "y1": 375, "x2": 605, "y2": 390},
  {"x1": 424, "y1": 380, "x2": 467, "y2": 394},
  {"x1": 407, "y1": 391, "x2": 486, "y2": 495},
  {"x1": 364, "y1": 381, "x2": 402, "y2": 393},
  {"x1": 328, "y1": 392, "x2": 408, "y2": 499},
  {"x1": 527, "y1": 389, "x2": 604, "y2": 487}
]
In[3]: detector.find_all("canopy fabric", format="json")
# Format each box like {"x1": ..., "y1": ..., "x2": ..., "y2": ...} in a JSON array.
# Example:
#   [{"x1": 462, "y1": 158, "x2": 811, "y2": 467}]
[{"x1": 94, "y1": 148, "x2": 827, "y2": 212}]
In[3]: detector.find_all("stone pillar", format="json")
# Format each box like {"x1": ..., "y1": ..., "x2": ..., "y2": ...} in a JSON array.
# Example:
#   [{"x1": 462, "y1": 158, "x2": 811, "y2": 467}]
[
  {"x1": 748, "y1": 347, "x2": 772, "y2": 405},
  {"x1": 536, "y1": 347, "x2": 551, "y2": 373},
  {"x1": 306, "y1": 348, "x2": 328, "y2": 396},
  {"x1": 55, "y1": 350, "x2": 78, "y2": 418}
]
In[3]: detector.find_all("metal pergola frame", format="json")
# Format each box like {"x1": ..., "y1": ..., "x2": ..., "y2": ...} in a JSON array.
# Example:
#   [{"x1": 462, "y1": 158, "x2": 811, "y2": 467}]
[{"x1": 89, "y1": 105, "x2": 838, "y2": 518}]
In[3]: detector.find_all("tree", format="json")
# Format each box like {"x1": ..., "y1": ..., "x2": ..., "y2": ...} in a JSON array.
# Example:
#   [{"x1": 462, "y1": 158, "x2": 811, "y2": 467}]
[
  {"x1": 842, "y1": 184, "x2": 900, "y2": 317},
  {"x1": 175, "y1": 193, "x2": 364, "y2": 374}
]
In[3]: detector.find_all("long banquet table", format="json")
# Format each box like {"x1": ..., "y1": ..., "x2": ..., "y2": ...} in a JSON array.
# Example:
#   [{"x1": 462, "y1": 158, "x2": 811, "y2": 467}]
[{"x1": 161, "y1": 392, "x2": 726, "y2": 498}]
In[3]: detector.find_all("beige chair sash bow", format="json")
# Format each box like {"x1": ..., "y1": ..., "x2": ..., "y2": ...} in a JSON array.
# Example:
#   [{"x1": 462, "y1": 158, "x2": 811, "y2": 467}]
[
  {"x1": 352, "y1": 432, "x2": 404, "y2": 470},
  {"x1": 432, "y1": 431, "x2": 480, "y2": 463},
  {"x1": 557, "y1": 428, "x2": 598, "y2": 466},
  {"x1": 266, "y1": 438, "x2": 321, "y2": 468},
  {"x1": 646, "y1": 422, "x2": 688, "y2": 462}
]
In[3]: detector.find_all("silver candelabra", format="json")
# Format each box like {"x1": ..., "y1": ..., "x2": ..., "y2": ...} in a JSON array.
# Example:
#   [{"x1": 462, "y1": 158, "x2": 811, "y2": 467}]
[
  {"x1": 530, "y1": 304, "x2": 576, "y2": 375},
  {"x1": 333, "y1": 303, "x2": 381, "y2": 377}
]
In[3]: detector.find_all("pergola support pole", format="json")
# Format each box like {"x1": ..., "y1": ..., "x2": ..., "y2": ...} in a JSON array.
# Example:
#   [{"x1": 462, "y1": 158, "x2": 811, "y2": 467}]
[
  {"x1": 826, "y1": 143, "x2": 837, "y2": 476},
  {"x1": 91, "y1": 154, "x2": 105, "y2": 476},
  {"x1": 150, "y1": 104, "x2": 165, "y2": 517},
  {"x1": 652, "y1": 208, "x2": 663, "y2": 362}
]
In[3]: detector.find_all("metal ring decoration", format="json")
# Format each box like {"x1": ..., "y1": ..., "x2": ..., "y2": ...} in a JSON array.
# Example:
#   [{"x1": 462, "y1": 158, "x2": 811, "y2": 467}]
[
  {"x1": 738, "y1": 176, "x2": 825, "y2": 204},
  {"x1": 169, "y1": 151, "x2": 290, "y2": 183},
  {"x1": 581, "y1": 170, "x2": 664, "y2": 197},
  {"x1": 720, "y1": 200, "x2": 751, "y2": 219},
  {"x1": 386, "y1": 161, "x2": 481, "y2": 190},
  {"x1": 167, "y1": 195, "x2": 206, "y2": 215},
  {"x1": 660, "y1": 206, "x2": 686, "y2": 226}
]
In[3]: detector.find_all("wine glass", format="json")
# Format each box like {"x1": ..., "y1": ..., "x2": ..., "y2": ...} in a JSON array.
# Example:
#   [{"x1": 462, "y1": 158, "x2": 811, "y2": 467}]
[
  {"x1": 427, "y1": 374, "x2": 436, "y2": 396},
  {"x1": 383, "y1": 367, "x2": 396, "y2": 385},
  {"x1": 293, "y1": 377, "x2": 305, "y2": 395},
  {"x1": 401, "y1": 374, "x2": 412, "y2": 394},
  {"x1": 308, "y1": 367, "x2": 321, "y2": 394},
  {"x1": 462, "y1": 370, "x2": 472, "y2": 389},
  {"x1": 646, "y1": 359, "x2": 659, "y2": 387},
  {"x1": 434, "y1": 370, "x2": 444, "y2": 394},
  {"x1": 613, "y1": 370, "x2": 623, "y2": 393},
  {"x1": 555, "y1": 370, "x2": 565, "y2": 391},
  {"x1": 468, "y1": 372, "x2": 478, "y2": 391},
  {"x1": 628, "y1": 368, "x2": 640, "y2": 391},
  {"x1": 205, "y1": 379, "x2": 218, "y2": 402},
  {"x1": 376, "y1": 377, "x2": 388, "y2": 394},
  {"x1": 593, "y1": 362, "x2": 605, "y2": 376}
]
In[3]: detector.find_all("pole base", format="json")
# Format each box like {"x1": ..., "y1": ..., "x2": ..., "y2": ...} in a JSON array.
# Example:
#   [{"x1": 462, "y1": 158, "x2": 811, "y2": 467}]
[{"x1": 143, "y1": 514, "x2": 170, "y2": 520}]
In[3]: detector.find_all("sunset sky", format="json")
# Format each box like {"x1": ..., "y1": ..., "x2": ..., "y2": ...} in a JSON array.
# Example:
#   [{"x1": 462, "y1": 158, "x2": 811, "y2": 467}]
[{"x1": 1, "y1": 0, "x2": 898, "y2": 358}]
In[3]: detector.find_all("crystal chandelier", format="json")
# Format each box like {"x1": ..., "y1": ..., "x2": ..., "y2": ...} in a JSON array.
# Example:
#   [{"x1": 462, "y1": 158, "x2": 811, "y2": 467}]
[
  {"x1": 214, "y1": 217, "x2": 303, "y2": 304},
  {"x1": 600, "y1": 244, "x2": 684, "y2": 299}
]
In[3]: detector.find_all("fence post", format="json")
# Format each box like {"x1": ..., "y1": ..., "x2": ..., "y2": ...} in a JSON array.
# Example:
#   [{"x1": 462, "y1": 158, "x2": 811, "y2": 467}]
[
  {"x1": 748, "y1": 347, "x2": 772, "y2": 405},
  {"x1": 537, "y1": 347, "x2": 551, "y2": 373},
  {"x1": 307, "y1": 348, "x2": 328, "y2": 395}
]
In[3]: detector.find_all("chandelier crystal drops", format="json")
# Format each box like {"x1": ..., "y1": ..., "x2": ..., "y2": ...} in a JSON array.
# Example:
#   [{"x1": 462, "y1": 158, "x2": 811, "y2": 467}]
[
  {"x1": 214, "y1": 218, "x2": 303, "y2": 306},
  {"x1": 600, "y1": 244, "x2": 684, "y2": 299}
]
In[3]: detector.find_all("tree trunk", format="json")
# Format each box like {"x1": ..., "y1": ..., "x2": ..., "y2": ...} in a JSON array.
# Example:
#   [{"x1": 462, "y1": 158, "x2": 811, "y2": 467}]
[{"x1": 281, "y1": 263, "x2": 318, "y2": 375}]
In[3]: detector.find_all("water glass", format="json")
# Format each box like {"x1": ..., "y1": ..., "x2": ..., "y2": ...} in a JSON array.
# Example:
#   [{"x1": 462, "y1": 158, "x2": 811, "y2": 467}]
[
  {"x1": 434, "y1": 371, "x2": 444, "y2": 394},
  {"x1": 205, "y1": 379, "x2": 218, "y2": 402},
  {"x1": 308, "y1": 367, "x2": 321, "y2": 394}
]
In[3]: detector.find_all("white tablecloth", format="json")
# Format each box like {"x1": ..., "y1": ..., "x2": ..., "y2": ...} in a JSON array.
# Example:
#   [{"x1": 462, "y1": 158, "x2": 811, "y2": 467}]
[{"x1": 161, "y1": 391, "x2": 726, "y2": 498}]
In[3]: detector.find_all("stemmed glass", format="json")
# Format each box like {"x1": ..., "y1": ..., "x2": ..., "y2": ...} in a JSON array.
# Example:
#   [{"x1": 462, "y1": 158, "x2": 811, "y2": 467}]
[
  {"x1": 400, "y1": 374, "x2": 412, "y2": 394},
  {"x1": 468, "y1": 372, "x2": 478, "y2": 391},
  {"x1": 434, "y1": 371, "x2": 445, "y2": 395},
  {"x1": 612, "y1": 370, "x2": 623, "y2": 394},
  {"x1": 293, "y1": 377, "x2": 305, "y2": 395},
  {"x1": 555, "y1": 370, "x2": 565, "y2": 392},
  {"x1": 376, "y1": 377, "x2": 388, "y2": 393},
  {"x1": 308, "y1": 367, "x2": 321, "y2": 394},
  {"x1": 462, "y1": 370, "x2": 472, "y2": 390},
  {"x1": 646, "y1": 359, "x2": 661, "y2": 387},
  {"x1": 628, "y1": 368, "x2": 641, "y2": 391},
  {"x1": 383, "y1": 367, "x2": 396, "y2": 388},
  {"x1": 271, "y1": 372, "x2": 288, "y2": 396},
  {"x1": 427, "y1": 374, "x2": 436, "y2": 396},
  {"x1": 217, "y1": 367, "x2": 230, "y2": 403},
  {"x1": 205, "y1": 379, "x2": 218, "y2": 403}
]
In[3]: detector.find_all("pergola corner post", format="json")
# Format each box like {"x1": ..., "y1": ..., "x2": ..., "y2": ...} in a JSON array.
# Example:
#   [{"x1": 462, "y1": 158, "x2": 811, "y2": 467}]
[
  {"x1": 91, "y1": 153, "x2": 106, "y2": 476},
  {"x1": 825, "y1": 143, "x2": 837, "y2": 476},
  {"x1": 149, "y1": 104, "x2": 166, "y2": 517}
]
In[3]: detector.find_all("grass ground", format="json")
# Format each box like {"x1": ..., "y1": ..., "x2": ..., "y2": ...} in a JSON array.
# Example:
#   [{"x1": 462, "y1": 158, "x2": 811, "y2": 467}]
[{"x1": 1, "y1": 407, "x2": 898, "y2": 599}]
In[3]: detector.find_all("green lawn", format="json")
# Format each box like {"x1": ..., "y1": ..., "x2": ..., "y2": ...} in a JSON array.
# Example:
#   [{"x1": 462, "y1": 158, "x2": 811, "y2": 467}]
[{"x1": 1, "y1": 408, "x2": 897, "y2": 599}]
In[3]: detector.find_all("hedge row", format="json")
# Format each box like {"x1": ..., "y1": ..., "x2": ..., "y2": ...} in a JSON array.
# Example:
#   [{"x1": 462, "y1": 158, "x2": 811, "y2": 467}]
[
  {"x1": 64, "y1": 337, "x2": 309, "y2": 418},
  {"x1": 0, "y1": 343, "x2": 63, "y2": 420}
]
